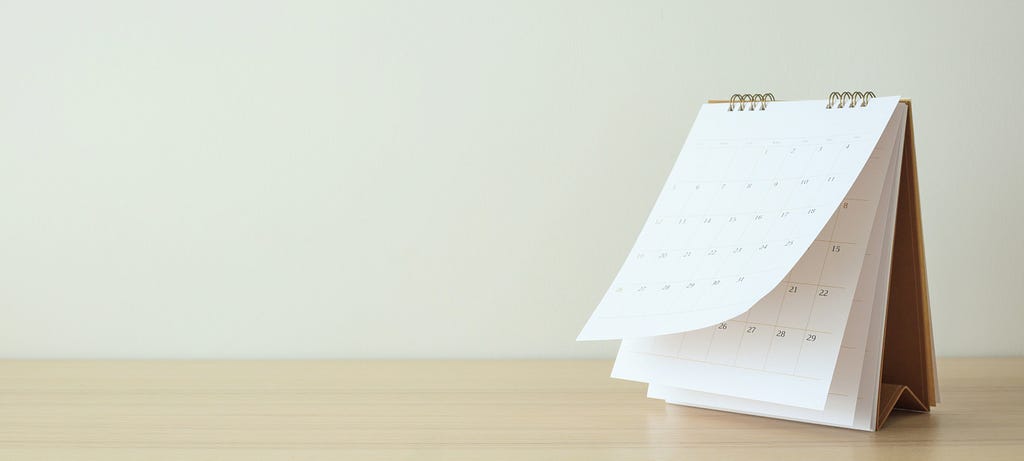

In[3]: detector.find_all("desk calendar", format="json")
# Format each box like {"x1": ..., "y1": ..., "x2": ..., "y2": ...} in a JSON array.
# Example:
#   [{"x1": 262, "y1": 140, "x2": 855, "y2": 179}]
[{"x1": 578, "y1": 92, "x2": 936, "y2": 431}]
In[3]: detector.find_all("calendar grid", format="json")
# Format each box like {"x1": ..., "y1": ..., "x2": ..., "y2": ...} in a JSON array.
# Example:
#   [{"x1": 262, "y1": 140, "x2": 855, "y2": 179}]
[
  {"x1": 791, "y1": 185, "x2": 846, "y2": 374},
  {"x1": 700, "y1": 136, "x2": 838, "y2": 373},
  {"x1": 621, "y1": 143, "x2": 892, "y2": 384},
  {"x1": 631, "y1": 172, "x2": 873, "y2": 376}
]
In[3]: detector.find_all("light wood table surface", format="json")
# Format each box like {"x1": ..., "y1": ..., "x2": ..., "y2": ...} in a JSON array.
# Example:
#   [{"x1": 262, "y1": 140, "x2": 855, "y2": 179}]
[{"x1": 1, "y1": 357, "x2": 1021, "y2": 460}]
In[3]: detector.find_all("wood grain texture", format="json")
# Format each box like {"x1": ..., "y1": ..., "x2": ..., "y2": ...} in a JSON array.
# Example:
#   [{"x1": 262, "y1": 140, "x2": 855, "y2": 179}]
[{"x1": 1, "y1": 358, "x2": 1021, "y2": 460}]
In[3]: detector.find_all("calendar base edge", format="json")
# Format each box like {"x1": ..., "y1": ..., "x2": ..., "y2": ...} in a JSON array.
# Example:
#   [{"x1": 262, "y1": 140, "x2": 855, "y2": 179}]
[{"x1": 876, "y1": 382, "x2": 930, "y2": 430}]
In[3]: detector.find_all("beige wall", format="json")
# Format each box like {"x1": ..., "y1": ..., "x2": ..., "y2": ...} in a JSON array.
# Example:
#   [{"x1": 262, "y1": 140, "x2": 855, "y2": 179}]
[{"x1": 1, "y1": 1, "x2": 1020, "y2": 358}]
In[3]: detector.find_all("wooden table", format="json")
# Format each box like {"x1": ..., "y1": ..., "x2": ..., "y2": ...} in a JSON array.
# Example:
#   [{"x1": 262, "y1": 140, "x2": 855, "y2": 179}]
[{"x1": 1, "y1": 358, "x2": 1021, "y2": 460}]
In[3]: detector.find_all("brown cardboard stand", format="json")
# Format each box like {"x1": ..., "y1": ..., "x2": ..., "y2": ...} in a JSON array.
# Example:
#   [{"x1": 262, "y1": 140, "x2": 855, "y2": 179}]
[
  {"x1": 705, "y1": 98, "x2": 937, "y2": 430},
  {"x1": 875, "y1": 100, "x2": 937, "y2": 429}
]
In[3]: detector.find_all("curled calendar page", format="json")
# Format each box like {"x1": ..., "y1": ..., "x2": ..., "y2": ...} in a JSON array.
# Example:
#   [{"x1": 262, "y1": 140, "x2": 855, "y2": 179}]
[
  {"x1": 613, "y1": 102, "x2": 908, "y2": 413},
  {"x1": 641, "y1": 104, "x2": 906, "y2": 424},
  {"x1": 577, "y1": 96, "x2": 901, "y2": 341}
]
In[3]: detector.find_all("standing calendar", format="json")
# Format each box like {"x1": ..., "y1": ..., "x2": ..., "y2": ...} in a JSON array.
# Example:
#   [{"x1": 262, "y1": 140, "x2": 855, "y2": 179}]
[{"x1": 578, "y1": 92, "x2": 936, "y2": 431}]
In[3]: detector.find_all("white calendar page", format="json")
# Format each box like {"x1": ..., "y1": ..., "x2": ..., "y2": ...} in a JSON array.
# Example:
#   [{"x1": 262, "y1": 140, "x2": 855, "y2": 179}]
[
  {"x1": 644, "y1": 105, "x2": 907, "y2": 429},
  {"x1": 609, "y1": 103, "x2": 907, "y2": 410},
  {"x1": 578, "y1": 96, "x2": 901, "y2": 342}
]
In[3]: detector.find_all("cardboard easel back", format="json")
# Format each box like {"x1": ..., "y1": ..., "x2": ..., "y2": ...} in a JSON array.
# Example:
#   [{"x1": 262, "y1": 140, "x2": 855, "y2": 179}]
[{"x1": 875, "y1": 100, "x2": 937, "y2": 429}]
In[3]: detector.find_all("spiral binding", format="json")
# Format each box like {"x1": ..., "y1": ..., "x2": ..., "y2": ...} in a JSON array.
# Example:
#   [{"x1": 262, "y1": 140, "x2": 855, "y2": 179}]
[
  {"x1": 728, "y1": 93, "x2": 775, "y2": 111},
  {"x1": 826, "y1": 91, "x2": 876, "y2": 109}
]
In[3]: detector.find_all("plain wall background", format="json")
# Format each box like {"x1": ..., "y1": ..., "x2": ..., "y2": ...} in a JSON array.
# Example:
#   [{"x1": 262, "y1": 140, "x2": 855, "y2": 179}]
[{"x1": 1, "y1": 0, "x2": 1021, "y2": 359}]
